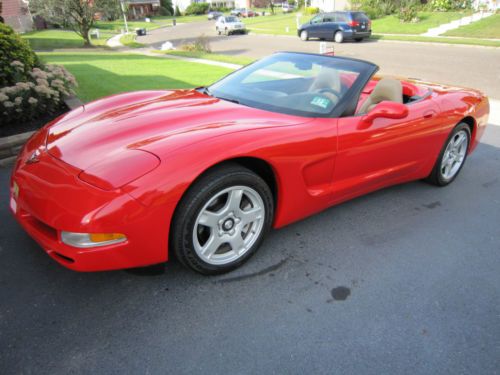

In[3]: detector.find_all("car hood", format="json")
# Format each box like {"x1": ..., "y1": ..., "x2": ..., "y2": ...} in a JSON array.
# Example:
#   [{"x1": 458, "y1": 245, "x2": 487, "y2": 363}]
[{"x1": 46, "y1": 89, "x2": 308, "y2": 171}]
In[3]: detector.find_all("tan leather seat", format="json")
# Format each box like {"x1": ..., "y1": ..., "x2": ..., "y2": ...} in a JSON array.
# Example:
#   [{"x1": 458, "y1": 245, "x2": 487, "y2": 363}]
[
  {"x1": 310, "y1": 67, "x2": 341, "y2": 94},
  {"x1": 357, "y1": 78, "x2": 403, "y2": 114}
]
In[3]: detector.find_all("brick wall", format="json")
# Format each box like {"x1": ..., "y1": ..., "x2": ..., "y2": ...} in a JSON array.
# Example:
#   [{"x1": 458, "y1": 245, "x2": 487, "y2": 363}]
[{"x1": 1, "y1": 0, "x2": 33, "y2": 32}]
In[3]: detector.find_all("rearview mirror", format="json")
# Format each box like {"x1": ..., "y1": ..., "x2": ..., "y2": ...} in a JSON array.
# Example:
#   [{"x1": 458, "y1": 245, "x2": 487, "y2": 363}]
[{"x1": 359, "y1": 101, "x2": 408, "y2": 129}]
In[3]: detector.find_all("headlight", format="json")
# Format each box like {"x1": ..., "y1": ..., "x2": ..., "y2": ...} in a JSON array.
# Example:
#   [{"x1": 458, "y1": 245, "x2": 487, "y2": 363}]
[{"x1": 61, "y1": 231, "x2": 127, "y2": 248}]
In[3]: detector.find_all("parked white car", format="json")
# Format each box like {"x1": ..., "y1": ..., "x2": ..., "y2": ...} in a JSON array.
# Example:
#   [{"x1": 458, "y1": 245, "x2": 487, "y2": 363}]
[{"x1": 215, "y1": 16, "x2": 246, "y2": 35}]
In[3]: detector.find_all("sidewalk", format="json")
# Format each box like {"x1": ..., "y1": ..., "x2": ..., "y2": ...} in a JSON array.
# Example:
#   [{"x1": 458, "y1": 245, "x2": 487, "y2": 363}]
[{"x1": 422, "y1": 11, "x2": 494, "y2": 37}]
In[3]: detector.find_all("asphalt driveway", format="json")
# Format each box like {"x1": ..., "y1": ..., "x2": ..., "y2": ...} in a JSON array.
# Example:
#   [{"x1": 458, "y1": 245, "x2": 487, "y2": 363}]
[
  {"x1": 1, "y1": 124, "x2": 499, "y2": 373},
  {"x1": 139, "y1": 21, "x2": 500, "y2": 99}
]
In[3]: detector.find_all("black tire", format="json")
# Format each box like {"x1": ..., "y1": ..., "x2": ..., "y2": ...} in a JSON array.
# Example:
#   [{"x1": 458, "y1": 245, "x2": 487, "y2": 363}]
[
  {"x1": 426, "y1": 123, "x2": 471, "y2": 186},
  {"x1": 171, "y1": 164, "x2": 274, "y2": 275}
]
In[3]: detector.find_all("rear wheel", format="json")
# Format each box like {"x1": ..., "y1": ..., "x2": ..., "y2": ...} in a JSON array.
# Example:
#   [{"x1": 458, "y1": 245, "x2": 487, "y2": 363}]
[
  {"x1": 300, "y1": 30, "x2": 309, "y2": 41},
  {"x1": 334, "y1": 31, "x2": 344, "y2": 43},
  {"x1": 426, "y1": 123, "x2": 471, "y2": 186},
  {"x1": 171, "y1": 164, "x2": 274, "y2": 275}
]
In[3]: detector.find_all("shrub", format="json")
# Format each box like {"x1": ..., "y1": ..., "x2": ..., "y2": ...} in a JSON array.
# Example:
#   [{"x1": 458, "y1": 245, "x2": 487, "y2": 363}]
[
  {"x1": 1, "y1": 61, "x2": 77, "y2": 125},
  {"x1": 185, "y1": 3, "x2": 209, "y2": 15},
  {"x1": 0, "y1": 23, "x2": 39, "y2": 88},
  {"x1": 304, "y1": 7, "x2": 319, "y2": 15},
  {"x1": 398, "y1": 7, "x2": 418, "y2": 22},
  {"x1": 361, "y1": 6, "x2": 385, "y2": 19},
  {"x1": 180, "y1": 34, "x2": 211, "y2": 53},
  {"x1": 430, "y1": 0, "x2": 465, "y2": 11}
]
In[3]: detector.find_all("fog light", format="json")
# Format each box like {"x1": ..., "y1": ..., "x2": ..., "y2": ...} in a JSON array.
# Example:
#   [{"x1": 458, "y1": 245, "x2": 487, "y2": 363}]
[{"x1": 61, "y1": 231, "x2": 127, "y2": 248}]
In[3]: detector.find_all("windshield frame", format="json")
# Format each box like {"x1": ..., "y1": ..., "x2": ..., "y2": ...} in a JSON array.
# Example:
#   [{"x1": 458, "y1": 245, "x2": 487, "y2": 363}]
[{"x1": 206, "y1": 52, "x2": 379, "y2": 118}]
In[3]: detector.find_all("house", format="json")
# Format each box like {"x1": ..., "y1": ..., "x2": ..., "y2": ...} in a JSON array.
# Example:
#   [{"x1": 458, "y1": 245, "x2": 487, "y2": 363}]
[
  {"x1": 309, "y1": 0, "x2": 349, "y2": 12},
  {"x1": 127, "y1": 0, "x2": 161, "y2": 20},
  {"x1": 473, "y1": 0, "x2": 499, "y2": 10},
  {"x1": 1, "y1": 0, "x2": 33, "y2": 32}
]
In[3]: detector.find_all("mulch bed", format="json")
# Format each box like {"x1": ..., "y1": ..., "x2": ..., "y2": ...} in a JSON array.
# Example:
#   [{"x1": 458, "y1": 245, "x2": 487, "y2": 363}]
[{"x1": 1, "y1": 105, "x2": 70, "y2": 138}]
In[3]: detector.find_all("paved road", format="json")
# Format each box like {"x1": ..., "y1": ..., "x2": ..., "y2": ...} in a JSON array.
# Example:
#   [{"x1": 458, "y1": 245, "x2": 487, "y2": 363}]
[
  {"x1": 1, "y1": 130, "x2": 500, "y2": 373},
  {"x1": 139, "y1": 21, "x2": 500, "y2": 99}
]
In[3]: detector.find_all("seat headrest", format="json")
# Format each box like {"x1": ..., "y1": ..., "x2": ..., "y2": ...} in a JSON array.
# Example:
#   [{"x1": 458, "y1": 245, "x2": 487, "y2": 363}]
[
  {"x1": 358, "y1": 78, "x2": 403, "y2": 114},
  {"x1": 309, "y1": 67, "x2": 341, "y2": 93}
]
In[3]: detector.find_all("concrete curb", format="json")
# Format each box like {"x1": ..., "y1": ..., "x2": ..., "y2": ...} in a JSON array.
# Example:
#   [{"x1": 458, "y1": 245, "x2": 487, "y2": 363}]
[{"x1": 0, "y1": 95, "x2": 83, "y2": 168}]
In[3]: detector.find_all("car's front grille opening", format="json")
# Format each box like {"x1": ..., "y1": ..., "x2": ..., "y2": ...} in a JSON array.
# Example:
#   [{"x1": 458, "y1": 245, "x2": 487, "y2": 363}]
[
  {"x1": 51, "y1": 252, "x2": 75, "y2": 264},
  {"x1": 25, "y1": 215, "x2": 58, "y2": 241}
]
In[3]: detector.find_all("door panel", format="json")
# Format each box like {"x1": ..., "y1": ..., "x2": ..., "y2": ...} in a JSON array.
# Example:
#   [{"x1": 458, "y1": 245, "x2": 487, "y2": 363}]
[{"x1": 331, "y1": 99, "x2": 442, "y2": 202}]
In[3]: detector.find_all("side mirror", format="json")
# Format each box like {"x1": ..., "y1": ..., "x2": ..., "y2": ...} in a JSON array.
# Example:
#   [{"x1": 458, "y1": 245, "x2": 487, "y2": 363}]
[{"x1": 359, "y1": 101, "x2": 408, "y2": 129}]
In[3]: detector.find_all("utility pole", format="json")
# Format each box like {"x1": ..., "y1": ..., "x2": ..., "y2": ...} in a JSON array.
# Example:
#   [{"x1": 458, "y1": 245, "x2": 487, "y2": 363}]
[{"x1": 120, "y1": 0, "x2": 129, "y2": 33}]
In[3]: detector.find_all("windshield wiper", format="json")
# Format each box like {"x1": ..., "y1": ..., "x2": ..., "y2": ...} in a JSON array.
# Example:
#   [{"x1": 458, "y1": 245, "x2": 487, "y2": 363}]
[{"x1": 215, "y1": 96, "x2": 240, "y2": 104}]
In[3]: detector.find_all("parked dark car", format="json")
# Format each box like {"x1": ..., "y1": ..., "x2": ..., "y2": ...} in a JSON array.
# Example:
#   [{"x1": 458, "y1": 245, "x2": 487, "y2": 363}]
[
  {"x1": 298, "y1": 11, "x2": 371, "y2": 43},
  {"x1": 208, "y1": 11, "x2": 223, "y2": 20}
]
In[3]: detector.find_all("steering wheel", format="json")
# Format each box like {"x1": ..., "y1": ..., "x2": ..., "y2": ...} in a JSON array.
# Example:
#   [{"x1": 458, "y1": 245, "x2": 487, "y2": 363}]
[{"x1": 315, "y1": 88, "x2": 341, "y2": 104}]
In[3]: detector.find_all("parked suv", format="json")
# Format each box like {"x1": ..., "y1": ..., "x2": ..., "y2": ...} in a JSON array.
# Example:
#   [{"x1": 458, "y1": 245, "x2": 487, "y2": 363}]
[{"x1": 298, "y1": 11, "x2": 371, "y2": 43}]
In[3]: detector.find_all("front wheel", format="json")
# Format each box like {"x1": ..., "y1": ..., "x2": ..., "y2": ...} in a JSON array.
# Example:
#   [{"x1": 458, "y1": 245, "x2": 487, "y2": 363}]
[
  {"x1": 426, "y1": 123, "x2": 471, "y2": 186},
  {"x1": 300, "y1": 30, "x2": 308, "y2": 41},
  {"x1": 334, "y1": 31, "x2": 344, "y2": 43},
  {"x1": 171, "y1": 164, "x2": 274, "y2": 275}
]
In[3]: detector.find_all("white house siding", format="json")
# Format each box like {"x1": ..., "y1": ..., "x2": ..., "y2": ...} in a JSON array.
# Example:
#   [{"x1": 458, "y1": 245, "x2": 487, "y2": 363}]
[{"x1": 309, "y1": 0, "x2": 349, "y2": 12}]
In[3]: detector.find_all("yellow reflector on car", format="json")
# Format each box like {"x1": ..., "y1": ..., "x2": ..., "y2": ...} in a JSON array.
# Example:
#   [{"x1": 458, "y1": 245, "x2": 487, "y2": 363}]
[{"x1": 89, "y1": 233, "x2": 126, "y2": 243}]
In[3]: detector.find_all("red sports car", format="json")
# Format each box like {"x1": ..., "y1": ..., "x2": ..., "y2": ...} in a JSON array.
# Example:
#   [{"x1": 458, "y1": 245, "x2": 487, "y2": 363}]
[{"x1": 10, "y1": 53, "x2": 489, "y2": 274}]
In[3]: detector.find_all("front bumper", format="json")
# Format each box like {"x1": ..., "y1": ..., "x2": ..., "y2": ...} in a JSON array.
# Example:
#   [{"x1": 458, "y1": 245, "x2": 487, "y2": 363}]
[{"x1": 10, "y1": 134, "x2": 174, "y2": 271}]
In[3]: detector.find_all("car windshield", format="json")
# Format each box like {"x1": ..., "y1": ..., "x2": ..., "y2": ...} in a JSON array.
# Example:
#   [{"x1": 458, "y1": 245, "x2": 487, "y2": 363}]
[
  {"x1": 226, "y1": 16, "x2": 238, "y2": 22},
  {"x1": 208, "y1": 52, "x2": 376, "y2": 117}
]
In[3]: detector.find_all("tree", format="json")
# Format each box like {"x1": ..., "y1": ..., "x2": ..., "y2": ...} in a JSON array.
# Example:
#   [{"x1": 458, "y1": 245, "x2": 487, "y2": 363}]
[
  {"x1": 30, "y1": 0, "x2": 112, "y2": 46},
  {"x1": 160, "y1": 0, "x2": 174, "y2": 16},
  {"x1": 98, "y1": 0, "x2": 122, "y2": 21}
]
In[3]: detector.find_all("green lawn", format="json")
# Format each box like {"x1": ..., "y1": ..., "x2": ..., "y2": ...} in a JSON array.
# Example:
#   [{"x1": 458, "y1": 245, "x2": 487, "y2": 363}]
[
  {"x1": 245, "y1": 11, "x2": 474, "y2": 36},
  {"x1": 21, "y1": 15, "x2": 206, "y2": 50},
  {"x1": 372, "y1": 11, "x2": 473, "y2": 34},
  {"x1": 244, "y1": 13, "x2": 309, "y2": 36},
  {"x1": 38, "y1": 52, "x2": 232, "y2": 102},
  {"x1": 120, "y1": 33, "x2": 146, "y2": 48},
  {"x1": 22, "y1": 29, "x2": 115, "y2": 49},
  {"x1": 152, "y1": 50, "x2": 255, "y2": 65},
  {"x1": 444, "y1": 14, "x2": 500, "y2": 39}
]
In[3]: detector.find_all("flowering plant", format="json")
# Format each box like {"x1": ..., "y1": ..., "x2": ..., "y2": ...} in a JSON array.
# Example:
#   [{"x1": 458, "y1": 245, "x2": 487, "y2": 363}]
[{"x1": 1, "y1": 61, "x2": 77, "y2": 126}]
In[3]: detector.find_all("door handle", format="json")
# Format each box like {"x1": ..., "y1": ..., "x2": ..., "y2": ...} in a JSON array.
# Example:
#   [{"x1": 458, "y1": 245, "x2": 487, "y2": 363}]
[{"x1": 423, "y1": 110, "x2": 436, "y2": 119}]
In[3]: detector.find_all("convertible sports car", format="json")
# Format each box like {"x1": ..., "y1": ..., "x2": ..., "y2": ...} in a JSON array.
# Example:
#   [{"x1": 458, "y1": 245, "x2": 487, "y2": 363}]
[{"x1": 10, "y1": 52, "x2": 489, "y2": 274}]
